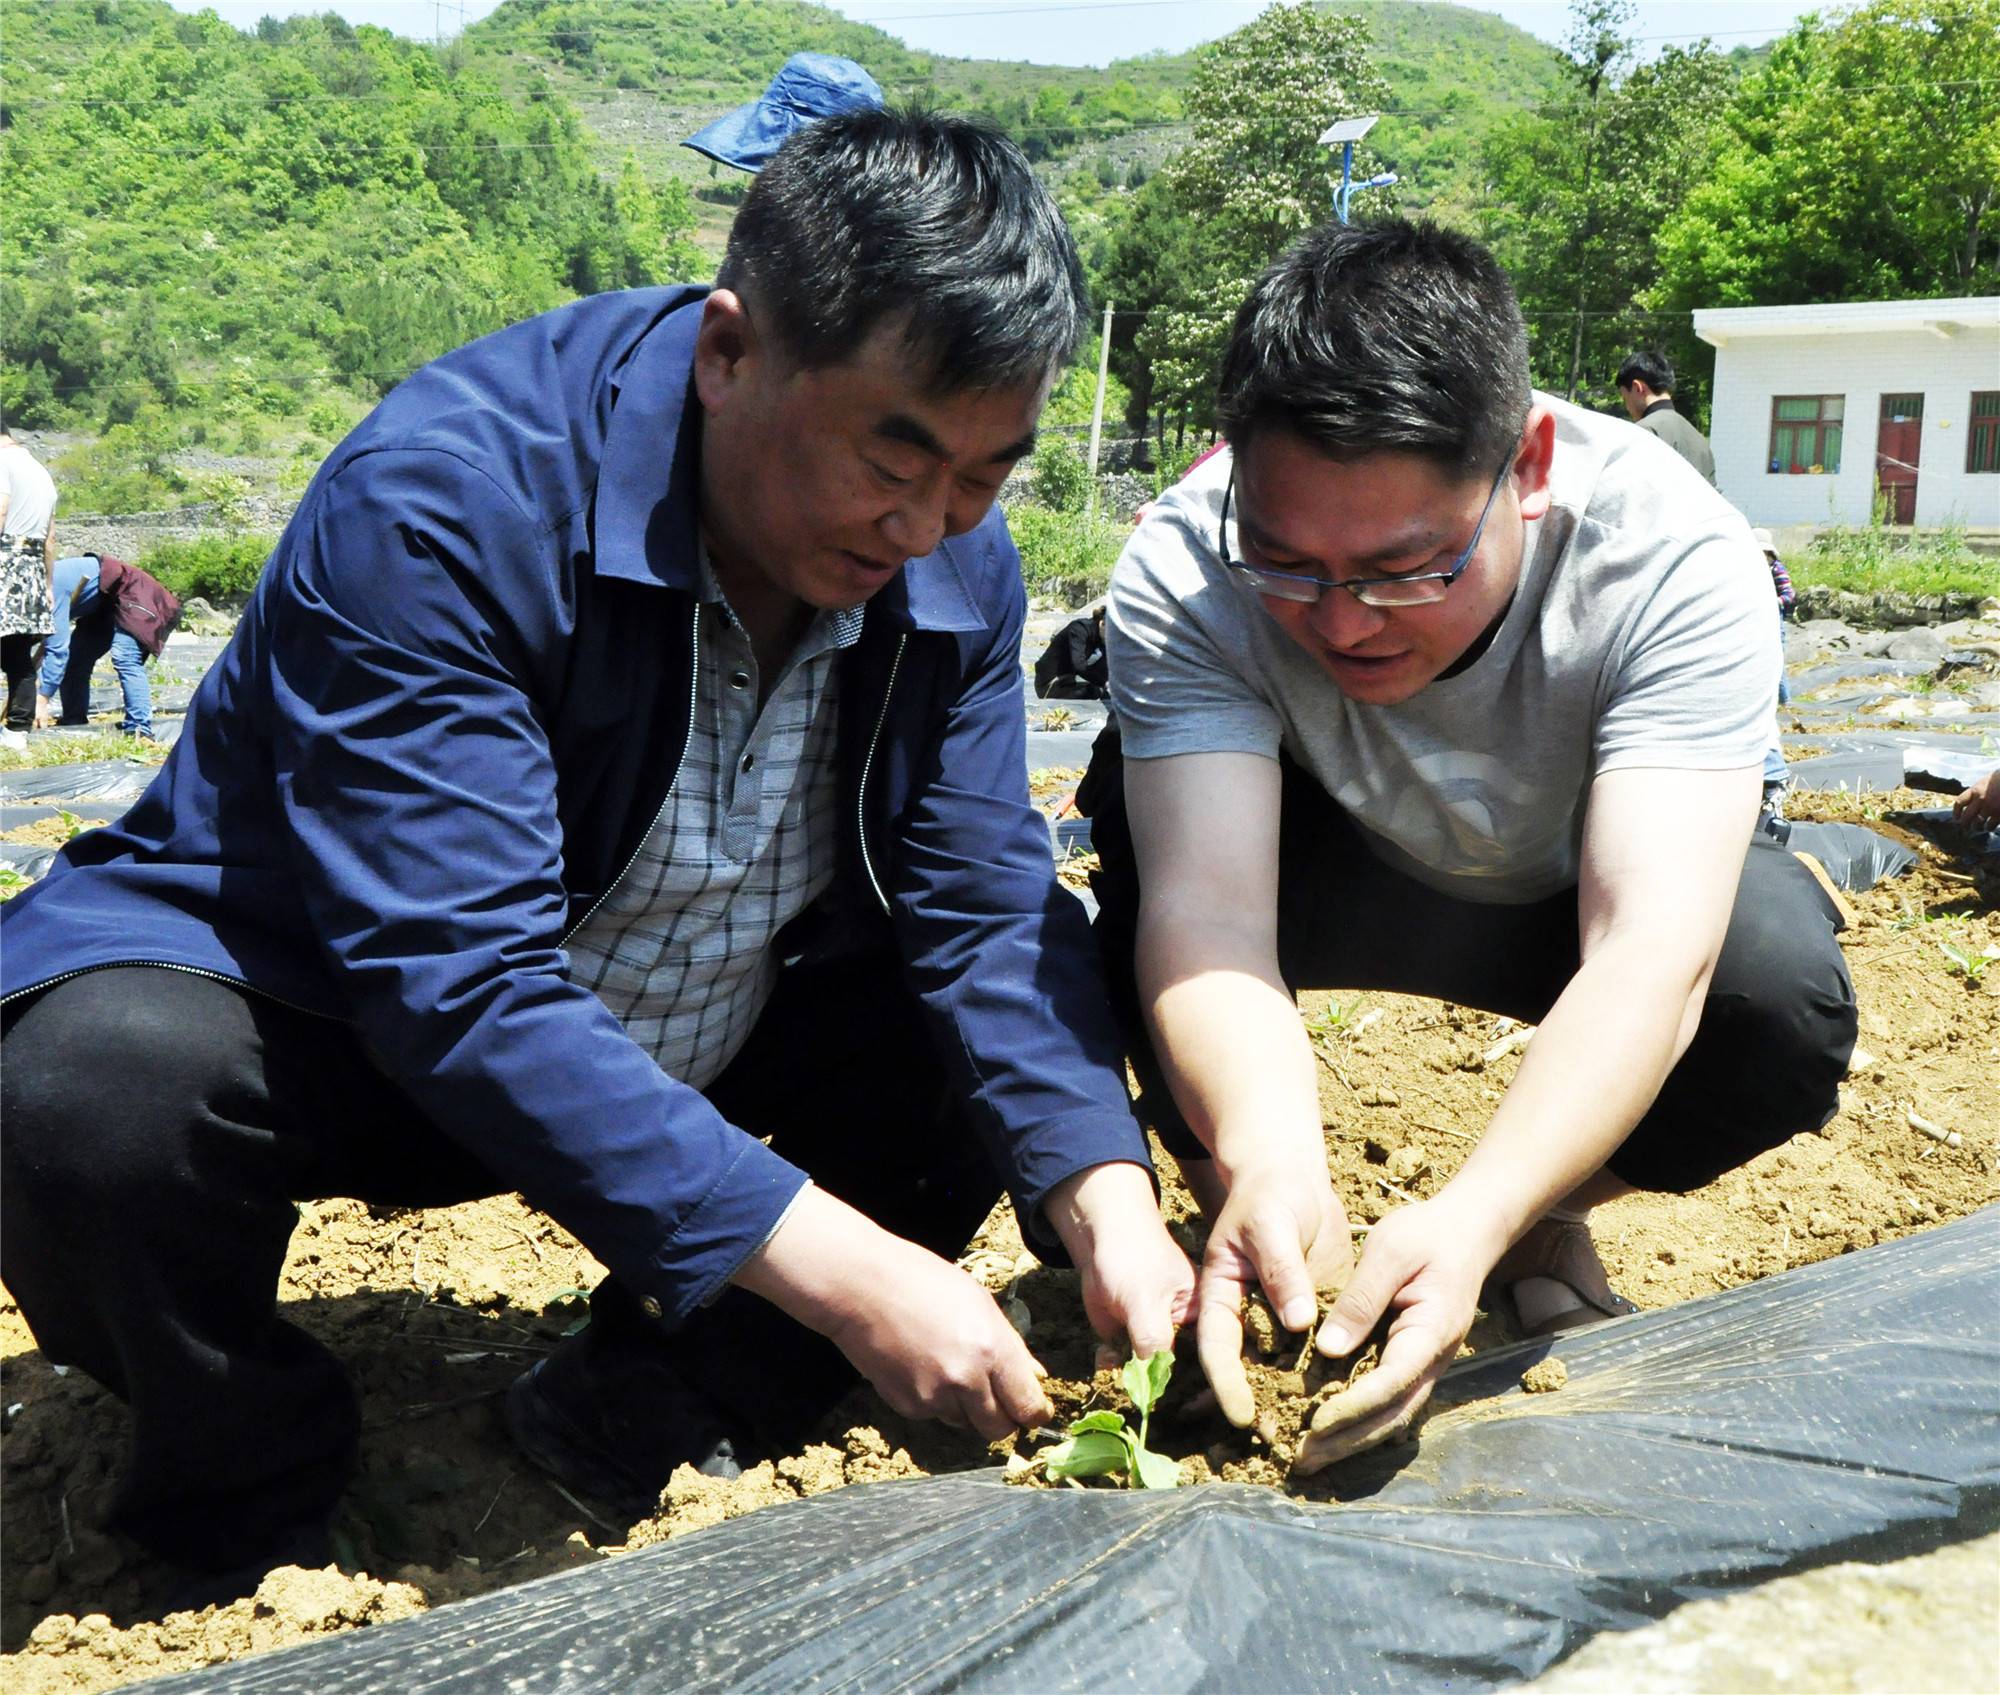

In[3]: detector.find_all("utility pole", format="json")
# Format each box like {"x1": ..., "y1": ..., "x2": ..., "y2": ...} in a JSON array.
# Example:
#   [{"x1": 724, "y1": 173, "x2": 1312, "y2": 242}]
[{"x1": 1085, "y1": 301, "x2": 1114, "y2": 519}]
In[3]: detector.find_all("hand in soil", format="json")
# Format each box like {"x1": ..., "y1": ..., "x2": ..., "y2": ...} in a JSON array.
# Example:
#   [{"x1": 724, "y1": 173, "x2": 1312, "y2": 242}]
[
  {"x1": 1045, "y1": 1162, "x2": 1197, "y2": 1370},
  {"x1": 1195, "y1": 1160, "x2": 1355, "y2": 1427},
  {"x1": 1293, "y1": 1196, "x2": 1493, "y2": 1473},
  {"x1": 737, "y1": 1186, "x2": 1053, "y2": 1441}
]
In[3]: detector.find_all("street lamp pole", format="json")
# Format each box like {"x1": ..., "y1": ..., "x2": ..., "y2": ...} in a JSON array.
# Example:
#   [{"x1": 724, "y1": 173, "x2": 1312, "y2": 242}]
[{"x1": 1318, "y1": 113, "x2": 1398, "y2": 223}]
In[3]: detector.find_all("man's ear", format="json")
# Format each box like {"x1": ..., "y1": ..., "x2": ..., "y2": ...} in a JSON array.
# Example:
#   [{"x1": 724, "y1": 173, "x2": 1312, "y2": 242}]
[
  {"x1": 1513, "y1": 403, "x2": 1558, "y2": 522},
  {"x1": 693, "y1": 289, "x2": 756, "y2": 416}
]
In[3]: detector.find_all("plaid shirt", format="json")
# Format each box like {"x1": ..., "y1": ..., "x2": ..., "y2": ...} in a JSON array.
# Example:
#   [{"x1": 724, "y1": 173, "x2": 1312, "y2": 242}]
[{"x1": 566, "y1": 556, "x2": 864, "y2": 1089}]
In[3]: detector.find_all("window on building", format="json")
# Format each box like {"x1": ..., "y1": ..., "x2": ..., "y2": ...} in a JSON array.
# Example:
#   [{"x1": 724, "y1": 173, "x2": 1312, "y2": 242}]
[
  {"x1": 1970, "y1": 392, "x2": 2000, "y2": 474},
  {"x1": 1768, "y1": 395, "x2": 1844, "y2": 474}
]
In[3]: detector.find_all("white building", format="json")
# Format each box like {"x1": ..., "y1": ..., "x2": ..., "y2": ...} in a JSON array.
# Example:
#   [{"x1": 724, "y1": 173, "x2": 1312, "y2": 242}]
[{"x1": 1693, "y1": 296, "x2": 2000, "y2": 530}]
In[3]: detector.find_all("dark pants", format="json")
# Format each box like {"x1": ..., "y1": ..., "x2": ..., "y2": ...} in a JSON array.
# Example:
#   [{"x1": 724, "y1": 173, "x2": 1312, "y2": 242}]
[
  {"x1": 1087, "y1": 739, "x2": 1857, "y2": 1192},
  {"x1": 2, "y1": 632, "x2": 40, "y2": 728},
  {"x1": 0, "y1": 952, "x2": 999, "y2": 1568}
]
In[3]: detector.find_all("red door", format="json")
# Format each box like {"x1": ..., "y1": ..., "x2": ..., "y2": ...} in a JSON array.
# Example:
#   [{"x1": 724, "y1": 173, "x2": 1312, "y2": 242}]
[{"x1": 1876, "y1": 393, "x2": 1923, "y2": 524}]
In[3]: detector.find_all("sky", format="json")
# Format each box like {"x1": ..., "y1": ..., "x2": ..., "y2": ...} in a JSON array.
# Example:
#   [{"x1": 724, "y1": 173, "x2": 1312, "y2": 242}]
[{"x1": 167, "y1": 0, "x2": 1827, "y2": 66}]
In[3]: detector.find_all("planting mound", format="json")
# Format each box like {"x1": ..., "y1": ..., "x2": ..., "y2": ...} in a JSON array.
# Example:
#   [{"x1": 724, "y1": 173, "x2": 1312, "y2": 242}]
[{"x1": 53, "y1": 1210, "x2": 2000, "y2": 1693}]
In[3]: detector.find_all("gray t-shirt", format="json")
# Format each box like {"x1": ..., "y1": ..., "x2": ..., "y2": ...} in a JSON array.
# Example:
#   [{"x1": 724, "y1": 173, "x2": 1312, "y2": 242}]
[{"x1": 1107, "y1": 395, "x2": 1776, "y2": 905}]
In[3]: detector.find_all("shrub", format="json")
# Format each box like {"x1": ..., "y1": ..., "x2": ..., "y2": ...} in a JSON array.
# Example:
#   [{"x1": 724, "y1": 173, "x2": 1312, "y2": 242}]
[
  {"x1": 56, "y1": 424, "x2": 188, "y2": 514},
  {"x1": 304, "y1": 399, "x2": 350, "y2": 440},
  {"x1": 137, "y1": 533, "x2": 278, "y2": 604},
  {"x1": 1030, "y1": 436, "x2": 1092, "y2": 513},
  {"x1": 1005, "y1": 502, "x2": 1128, "y2": 604}
]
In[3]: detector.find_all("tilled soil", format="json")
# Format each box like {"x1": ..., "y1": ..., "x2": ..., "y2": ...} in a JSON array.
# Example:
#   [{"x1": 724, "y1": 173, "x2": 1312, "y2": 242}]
[{"x1": 3, "y1": 788, "x2": 1994, "y2": 1693}]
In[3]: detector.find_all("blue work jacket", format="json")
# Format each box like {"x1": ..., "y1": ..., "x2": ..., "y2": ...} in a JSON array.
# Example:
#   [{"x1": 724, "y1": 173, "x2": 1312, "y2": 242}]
[{"x1": 1, "y1": 287, "x2": 1151, "y2": 1320}]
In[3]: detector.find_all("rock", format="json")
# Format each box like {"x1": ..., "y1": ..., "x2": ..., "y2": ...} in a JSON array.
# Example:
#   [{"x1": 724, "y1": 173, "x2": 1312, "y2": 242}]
[
  {"x1": 1520, "y1": 1357, "x2": 1568, "y2": 1394},
  {"x1": 174, "y1": 596, "x2": 237, "y2": 638},
  {"x1": 1884, "y1": 628, "x2": 1948, "y2": 661},
  {"x1": 1848, "y1": 630, "x2": 1898, "y2": 657},
  {"x1": 1385, "y1": 1145, "x2": 1428, "y2": 1183}
]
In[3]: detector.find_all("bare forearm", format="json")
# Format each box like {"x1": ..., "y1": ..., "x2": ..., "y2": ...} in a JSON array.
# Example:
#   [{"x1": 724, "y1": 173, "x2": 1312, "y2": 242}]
[
  {"x1": 1437, "y1": 932, "x2": 1712, "y2": 1252},
  {"x1": 1138, "y1": 910, "x2": 1320, "y2": 1176}
]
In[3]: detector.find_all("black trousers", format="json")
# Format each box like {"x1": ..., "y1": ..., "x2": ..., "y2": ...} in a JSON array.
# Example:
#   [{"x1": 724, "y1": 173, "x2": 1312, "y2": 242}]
[
  {"x1": 2, "y1": 632, "x2": 41, "y2": 729},
  {"x1": 1087, "y1": 738, "x2": 1858, "y2": 1192},
  {"x1": 0, "y1": 953, "x2": 1000, "y2": 1567}
]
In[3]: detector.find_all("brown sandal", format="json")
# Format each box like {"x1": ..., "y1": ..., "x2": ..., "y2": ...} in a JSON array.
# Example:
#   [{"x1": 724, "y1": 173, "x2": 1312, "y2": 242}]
[{"x1": 1482, "y1": 1218, "x2": 1640, "y2": 1337}]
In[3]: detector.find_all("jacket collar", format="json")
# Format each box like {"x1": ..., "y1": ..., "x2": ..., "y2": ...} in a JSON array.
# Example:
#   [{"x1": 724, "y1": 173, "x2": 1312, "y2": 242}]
[
  {"x1": 591, "y1": 288, "x2": 990, "y2": 635},
  {"x1": 594, "y1": 292, "x2": 708, "y2": 594}
]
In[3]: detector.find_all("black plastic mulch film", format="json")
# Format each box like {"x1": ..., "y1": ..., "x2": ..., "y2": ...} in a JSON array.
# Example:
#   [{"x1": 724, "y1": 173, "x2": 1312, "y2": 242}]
[{"x1": 138, "y1": 1206, "x2": 1998, "y2": 1694}]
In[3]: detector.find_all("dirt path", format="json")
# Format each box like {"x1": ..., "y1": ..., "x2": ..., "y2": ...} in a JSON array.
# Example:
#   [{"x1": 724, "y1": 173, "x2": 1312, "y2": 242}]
[{"x1": 3, "y1": 789, "x2": 1994, "y2": 1692}]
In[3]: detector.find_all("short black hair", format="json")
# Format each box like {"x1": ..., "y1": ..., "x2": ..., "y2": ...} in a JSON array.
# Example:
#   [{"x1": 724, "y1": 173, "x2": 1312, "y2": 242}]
[
  {"x1": 1616, "y1": 349, "x2": 1674, "y2": 393},
  {"x1": 717, "y1": 107, "x2": 1087, "y2": 394},
  {"x1": 1216, "y1": 219, "x2": 1529, "y2": 479}
]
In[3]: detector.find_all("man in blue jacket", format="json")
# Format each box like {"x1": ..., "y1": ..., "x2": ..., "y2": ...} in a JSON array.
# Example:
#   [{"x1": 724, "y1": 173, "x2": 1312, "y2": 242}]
[{"x1": 0, "y1": 110, "x2": 1192, "y2": 1593}]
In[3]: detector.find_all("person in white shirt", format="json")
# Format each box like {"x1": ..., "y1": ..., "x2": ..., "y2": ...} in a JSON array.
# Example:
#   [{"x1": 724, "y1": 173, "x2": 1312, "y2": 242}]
[
  {"x1": 0, "y1": 430, "x2": 60, "y2": 737},
  {"x1": 1087, "y1": 219, "x2": 1856, "y2": 1466}
]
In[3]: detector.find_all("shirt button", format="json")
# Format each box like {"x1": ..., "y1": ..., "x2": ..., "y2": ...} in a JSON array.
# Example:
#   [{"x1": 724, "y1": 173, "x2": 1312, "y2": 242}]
[
  {"x1": 641, "y1": 1295, "x2": 663, "y2": 1319},
  {"x1": 740, "y1": 752, "x2": 755, "y2": 773},
  {"x1": 728, "y1": 670, "x2": 750, "y2": 691}
]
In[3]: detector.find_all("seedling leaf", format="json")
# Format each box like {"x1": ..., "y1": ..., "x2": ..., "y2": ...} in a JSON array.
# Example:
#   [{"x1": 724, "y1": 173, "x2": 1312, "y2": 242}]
[
  {"x1": 1068, "y1": 1410, "x2": 1128, "y2": 1436},
  {"x1": 1044, "y1": 1429, "x2": 1133, "y2": 1482},
  {"x1": 1038, "y1": 1353, "x2": 1181, "y2": 1490},
  {"x1": 1132, "y1": 1446, "x2": 1182, "y2": 1491}
]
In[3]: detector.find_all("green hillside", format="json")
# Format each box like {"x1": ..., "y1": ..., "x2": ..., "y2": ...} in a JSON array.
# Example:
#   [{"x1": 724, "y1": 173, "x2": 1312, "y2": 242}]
[
  {"x1": 0, "y1": 0, "x2": 697, "y2": 477},
  {"x1": 458, "y1": 0, "x2": 1566, "y2": 248},
  {"x1": 0, "y1": 0, "x2": 1571, "y2": 469}
]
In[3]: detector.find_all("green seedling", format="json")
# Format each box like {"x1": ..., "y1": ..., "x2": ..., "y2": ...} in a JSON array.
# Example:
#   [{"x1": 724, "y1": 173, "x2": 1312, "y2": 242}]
[
  {"x1": 1937, "y1": 941, "x2": 1992, "y2": 983},
  {"x1": 1042, "y1": 1352, "x2": 1179, "y2": 1490}
]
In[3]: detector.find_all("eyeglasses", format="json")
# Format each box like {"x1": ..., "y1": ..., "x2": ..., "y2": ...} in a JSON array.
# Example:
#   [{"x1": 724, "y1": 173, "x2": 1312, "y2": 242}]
[{"x1": 1219, "y1": 449, "x2": 1515, "y2": 608}]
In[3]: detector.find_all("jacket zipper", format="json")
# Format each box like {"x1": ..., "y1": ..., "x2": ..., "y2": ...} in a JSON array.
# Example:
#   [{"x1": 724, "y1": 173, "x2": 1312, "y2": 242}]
[
  {"x1": 560, "y1": 599, "x2": 701, "y2": 946},
  {"x1": 857, "y1": 633, "x2": 906, "y2": 918},
  {"x1": 0, "y1": 958, "x2": 345, "y2": 1018}
]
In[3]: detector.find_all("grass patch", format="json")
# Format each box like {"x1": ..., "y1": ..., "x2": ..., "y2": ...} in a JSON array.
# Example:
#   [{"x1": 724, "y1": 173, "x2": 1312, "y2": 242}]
[
  {"x1": 1790, "y1": 527, "x2": 1997, "y2": 598},
  {"x1": 1006, "y1": 501, "x2": 1129, "y2": 605},
  {"x1": 0, "y1": 732, "x2": 169, "y2": 772}
]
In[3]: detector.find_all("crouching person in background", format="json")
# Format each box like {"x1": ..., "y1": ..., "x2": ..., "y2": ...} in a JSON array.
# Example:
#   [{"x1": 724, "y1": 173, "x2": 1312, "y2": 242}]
[{"x1": 0, "y1": 109, "x2": 1191, "y2": 1605}]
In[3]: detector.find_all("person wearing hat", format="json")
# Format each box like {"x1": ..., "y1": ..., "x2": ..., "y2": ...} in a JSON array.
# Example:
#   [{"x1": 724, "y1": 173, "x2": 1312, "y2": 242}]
[
  {"x1": 684, "y1": 53, "x2": 884, "y2": 174},
  {"x1": 1, "y1": 108, "x2": 1192, "y2": 1601}
]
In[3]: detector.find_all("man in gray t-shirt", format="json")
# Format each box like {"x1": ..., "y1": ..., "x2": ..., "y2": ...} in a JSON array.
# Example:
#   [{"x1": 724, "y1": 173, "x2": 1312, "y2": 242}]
[{"x1": 1089, "y1": 219, "x2": 1855, "y2": 1464}]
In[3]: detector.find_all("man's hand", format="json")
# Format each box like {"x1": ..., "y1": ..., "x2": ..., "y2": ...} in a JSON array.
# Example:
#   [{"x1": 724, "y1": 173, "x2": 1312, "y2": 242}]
[
  {"x1": 1045, "y1": 1161, "x2": 1195, "y2": 1370},
  {"x1": 735, "y1": 1184, "x2": 1053, "y2": 1441},
  {"x1": 1196, "y1": 1154, "x2": 1354, "y2": 1426},
  {"x1": 1954, "y1": 770, "x2": 2000, "y2": 832},
  {"x1": 1292, "y1": 1196, "x2": 1504, "y2": 1473},
  {"x1": 32, "y1": 694, "x2": 55, "y2": 729}
]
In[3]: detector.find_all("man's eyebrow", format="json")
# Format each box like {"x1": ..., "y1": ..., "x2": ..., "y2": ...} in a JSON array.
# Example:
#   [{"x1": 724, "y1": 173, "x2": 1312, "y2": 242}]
[
  {"x1": 1239, "y1": 509, "x2": 1444, "y2": 571},
  {"x1": 873, "y1": 414, "x2": 1037, "y2": 468},
  {"x1": 874, "y1": 414, "x2": 948, "y2": 458}
]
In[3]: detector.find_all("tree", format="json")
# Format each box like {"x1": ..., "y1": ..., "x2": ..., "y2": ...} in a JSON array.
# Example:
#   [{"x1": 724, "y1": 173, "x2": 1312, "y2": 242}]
[
  {"x1": 1106, "y1": 4, "x2": 1392, "y2": 440},
  {"x1": 1164, "y1": 5, "x2": 1391, "y2": 270},
  {"x1": 1482, "y1": 1, "x2": 1735, "y2": 409},
  {"x1": 1652, "y1": 0, "x2": 2000, "y2": 311}
]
